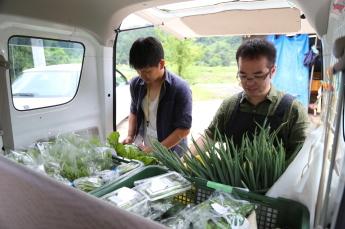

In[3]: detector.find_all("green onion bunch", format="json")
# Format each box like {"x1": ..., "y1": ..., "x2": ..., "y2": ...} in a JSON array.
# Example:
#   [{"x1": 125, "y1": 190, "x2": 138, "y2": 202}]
[{"x1": 152, "y1": 125, "x2": 287, "y2": 193}]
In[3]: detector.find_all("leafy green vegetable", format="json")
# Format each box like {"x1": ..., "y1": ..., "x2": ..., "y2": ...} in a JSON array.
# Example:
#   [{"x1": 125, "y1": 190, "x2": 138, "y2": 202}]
[
  {"x1": 5, "y1": 134, "x2": 116, "y2": 182},
  {"x1": 107, "y1": 132, "x2": 158, "y2": 165},
  {"x1": 74, "y1": 177, "x2": 103, "y2": 192}
]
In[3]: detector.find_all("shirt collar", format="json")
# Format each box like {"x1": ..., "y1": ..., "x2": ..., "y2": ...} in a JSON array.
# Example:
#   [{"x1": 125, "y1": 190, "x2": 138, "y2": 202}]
[
  {"x1": 266, "y1": 86, "x2": 278, "y2": 102},
  {"x1": 164, "y1": 69, "x2": 172, "y2": 85},
  {"x1": 139, "y1": 68, "x2": 170, "y2": 86}
]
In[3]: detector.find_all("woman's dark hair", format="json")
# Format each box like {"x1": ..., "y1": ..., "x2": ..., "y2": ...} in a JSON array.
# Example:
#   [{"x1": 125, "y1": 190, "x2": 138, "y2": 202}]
[
  {"x1": 236, "y1": 38, "x2": 276, "y2": 67},
  {"x1": 129, "y1": 36, "x2": 164, "y2": 69}
]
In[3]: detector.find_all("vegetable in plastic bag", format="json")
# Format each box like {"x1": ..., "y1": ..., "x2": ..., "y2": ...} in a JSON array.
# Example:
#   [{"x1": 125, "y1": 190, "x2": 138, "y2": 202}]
[
  {"x1": 73, "y1": 176, "x2": 103, "y2": 192},
  {"x1": 160, "y1": 191, "x2": 255, "y2": 229}
]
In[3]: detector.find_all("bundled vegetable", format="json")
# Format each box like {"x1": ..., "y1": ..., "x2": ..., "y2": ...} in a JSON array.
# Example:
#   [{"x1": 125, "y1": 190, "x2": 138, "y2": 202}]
[
  {"x1": 153, "y1": 125, "x2": 288, "y2": 193},
  {"x1": 107, "y1": 131, "x2": 158, "y2": 165},
  {"x1": 161, "y1": 191, "x2": 254, "y2": 229},
  {"x1": 43, "y1": 134, "x2": 114, "y2": 181},
  {"x1": 4, "y1": 134, "x2": 114, "y2": 181},
  {"x1": 73, "y1": 177, "x2": 103, "y2": 192}
]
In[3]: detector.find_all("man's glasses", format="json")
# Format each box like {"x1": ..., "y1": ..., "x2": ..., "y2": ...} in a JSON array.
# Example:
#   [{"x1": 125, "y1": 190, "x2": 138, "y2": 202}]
[{"x1": 237, "y1": 69, "x2": 272, "y2": 82}]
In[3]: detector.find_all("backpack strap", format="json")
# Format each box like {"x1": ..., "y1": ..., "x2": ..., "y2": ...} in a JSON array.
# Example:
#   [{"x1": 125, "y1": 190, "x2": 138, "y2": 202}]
[{"x1": 274, "y1": 94, "x2": 295, "y2": 117}]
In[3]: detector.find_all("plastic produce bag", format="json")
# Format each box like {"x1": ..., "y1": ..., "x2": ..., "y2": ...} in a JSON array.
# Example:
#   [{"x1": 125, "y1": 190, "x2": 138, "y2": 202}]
[
  {"x1": 94, "y1": 170, "x2": 119, "y2": 184},
  {"x1": 102, "y1": 187, "x2": 149, "y2": 216},
  {"x1": 3, "y1": 134, "x2": 145, "y2": 189},
  {"x1": 116, "y1": 162, "x2": 141, "y2": 175},
  {"x1": 145, "y1": 199, "x2": 175, "y2": 220},
  {"x1": 73, "y1": 176, "x2": 103, "y2": 192},
  {"x1": 266, "y1": 126, "x2": 324, "y2": 226},
  {"x1": 134, "y1": 172, "x2": 191, "y2": 201},
  {"x1": 4, "y1": 148, "x2": 43, "y2": 172},
  {"x1": 161, "y1": 191, "x2": 255, "y2": 229},
  {"x1": 37, "y1": 134, "x2": 113, "y2": 181}
]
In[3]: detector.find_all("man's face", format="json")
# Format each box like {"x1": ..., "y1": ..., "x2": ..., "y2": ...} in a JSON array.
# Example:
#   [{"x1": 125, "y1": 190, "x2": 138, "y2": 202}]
[
  {"x1": 136, "y1": 60, "x2": 165, "y2": 84},
  {"x1": 237, "y1": 56, "x2": 275, "y2": 101}
]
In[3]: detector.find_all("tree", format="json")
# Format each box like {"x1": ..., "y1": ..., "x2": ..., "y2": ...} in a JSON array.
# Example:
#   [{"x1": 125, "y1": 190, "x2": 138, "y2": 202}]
[
  {"x1": 156, "y1": 30, "x2": 203, "y2": 77},
  {"x1": 8, "y1": 37, "x2": 84, "y2": 81},
  {"x1": 195, "y1": 36, "x2": 241, "y2": 67},
  {"x1": 8, "y1": 45, "x2": 34, "y2": 80}
]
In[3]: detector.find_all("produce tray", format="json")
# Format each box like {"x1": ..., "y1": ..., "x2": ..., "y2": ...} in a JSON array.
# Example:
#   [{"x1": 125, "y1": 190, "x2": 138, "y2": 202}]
[
  {"x1": 89, "y1": 165, "x2": 168, "y2": 197},
  {"x1": 111, "y1": 155, "x2": 144, "y2": 176},
  {"x1": 71, "y1": 155, "x2": 144, "y2": 192},
  {"x1": 92, "y1": 166, "x2": 309, "y2": 229}
]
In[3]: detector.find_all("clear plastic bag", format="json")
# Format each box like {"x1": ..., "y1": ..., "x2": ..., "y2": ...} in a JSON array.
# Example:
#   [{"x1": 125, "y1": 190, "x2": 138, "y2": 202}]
[
  {"x1": 145, "y1": 199, "x2": 175, "y2": 220},
  {"x1": 94, "y1": 169, "x2": 119, "y2": 184},
  {"x1": 38, "y1": 134, "x2": 113, "y2": 181},
  {"x1": 102, "y1": 187, "x2": 149, "y2": 216},
  {"x1": 160, "y1": 191, "x2": 255, "y2": 229},
  {"x1": 73, "y1": 176, "x2": 103, "y2": 192},
  {"x1": 133, "y1": 172, "x2": 191, "y2": 201},
  {"x1": 116, "y1": 161, "x2": 141, "y2": 175},
  {"x1": 4, "y1": 134, "x2": 139, "y2": 188},
  {"x1": 4, "y1": 149, "x2": 38, "y2": 167}
]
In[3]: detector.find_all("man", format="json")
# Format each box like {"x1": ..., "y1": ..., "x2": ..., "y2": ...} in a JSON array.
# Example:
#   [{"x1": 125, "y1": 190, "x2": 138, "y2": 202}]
[
  {"x1": 122, "y1": 37, "x2": 192, "y2": 156},
  {"x1": 192, "y1": 38, "x2": 309, "y2": 159}
]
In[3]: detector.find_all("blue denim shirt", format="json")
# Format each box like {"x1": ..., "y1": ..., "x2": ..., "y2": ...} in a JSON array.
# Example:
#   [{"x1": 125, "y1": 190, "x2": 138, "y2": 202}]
[{"x1": 129, "y1": 69, "x2": 192, "y2": 156}]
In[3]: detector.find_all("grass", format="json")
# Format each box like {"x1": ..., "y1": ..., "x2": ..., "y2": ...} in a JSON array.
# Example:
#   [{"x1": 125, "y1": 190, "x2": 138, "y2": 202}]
[
  {"x1": 116, "y1": 64, "x2": 240, "y2": 101},
  {"x1": 191, "y1": 84, "x2": 239, "y2": 101},
  {"x1": 182, "y1": 65, "x2": 238, "y2": 85},
  {"x1": 185, "y1": 65, "x2": 239, "y2": 101}
]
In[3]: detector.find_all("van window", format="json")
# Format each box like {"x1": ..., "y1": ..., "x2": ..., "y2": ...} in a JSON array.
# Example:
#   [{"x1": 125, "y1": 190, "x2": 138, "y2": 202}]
[{"x1": 8, "y1": 36, "x2": 84, "y2": 110}]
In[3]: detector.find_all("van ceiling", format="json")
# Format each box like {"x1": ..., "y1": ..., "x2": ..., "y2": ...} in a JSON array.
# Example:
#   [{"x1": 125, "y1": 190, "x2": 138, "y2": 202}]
[
  {"x1": 134, "y1": 3, "x2": 307, "y2": 38},
  {"x1": 0, "y1": 0, "x2": 331, "y2": 46}
]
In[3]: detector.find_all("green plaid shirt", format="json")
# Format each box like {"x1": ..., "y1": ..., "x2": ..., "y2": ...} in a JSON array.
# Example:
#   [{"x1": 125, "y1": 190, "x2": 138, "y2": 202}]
[{"x1": 206, "y1": 86, "x2": 309, "y2": 158}]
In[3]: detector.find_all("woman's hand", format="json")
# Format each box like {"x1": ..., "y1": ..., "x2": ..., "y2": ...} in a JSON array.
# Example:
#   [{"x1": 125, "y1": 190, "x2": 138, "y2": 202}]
[
  {"x1": 122, "y1": 136, "x2": 134, "y2": 144},
  {"x1": 138, "y1": 144, "x2": 152, "y2": 153}
]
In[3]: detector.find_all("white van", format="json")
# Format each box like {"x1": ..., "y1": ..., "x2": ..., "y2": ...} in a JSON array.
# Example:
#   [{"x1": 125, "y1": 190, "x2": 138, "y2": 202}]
[
  {"x1": 0, "y1": 0, "x2": 344, "y2": 228},
  {"x1": 12, "y1": 63, "x2": 81, "y2": 110}
]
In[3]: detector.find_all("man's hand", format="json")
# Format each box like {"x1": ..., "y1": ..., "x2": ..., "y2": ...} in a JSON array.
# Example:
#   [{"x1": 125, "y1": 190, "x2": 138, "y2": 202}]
[
  {"x1": 122, "y1": 136, "x2": 134, "y2": 145},
  {"x1": 189, "y1": 134, "x2": 208, "y2": 156}
]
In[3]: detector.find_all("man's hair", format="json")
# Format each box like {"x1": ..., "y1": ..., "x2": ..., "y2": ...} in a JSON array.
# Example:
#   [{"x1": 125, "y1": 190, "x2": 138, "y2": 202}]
[
  {"x1": 236, "y1": 38, "x2": 276, "y2": 67},
  {"x1": 129, "y1": 36, "x2": 164, "y2": 69}
]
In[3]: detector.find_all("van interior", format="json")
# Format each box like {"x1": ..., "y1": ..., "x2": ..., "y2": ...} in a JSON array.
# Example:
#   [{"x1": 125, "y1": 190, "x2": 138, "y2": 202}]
[{"x1": 0, "y1": 0, "x2": 345, "y2": 228}]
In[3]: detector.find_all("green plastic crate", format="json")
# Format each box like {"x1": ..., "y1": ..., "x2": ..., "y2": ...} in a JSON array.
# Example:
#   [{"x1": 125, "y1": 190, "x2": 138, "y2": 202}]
[
  {"x1": 175, "y1": 178, "x2": 310, "y2": 229},
  {"x1": 91, "y1": 166, "x2": 309, "y2": 229},
  {"x1": 89, "y1": 165, "x2": 168, "y2": 197}
]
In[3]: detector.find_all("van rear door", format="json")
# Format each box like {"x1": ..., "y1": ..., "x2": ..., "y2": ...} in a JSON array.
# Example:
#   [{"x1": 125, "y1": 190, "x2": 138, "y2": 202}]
[{"x1": 0, "y1": 17, "x2": 114, "y2": 150}]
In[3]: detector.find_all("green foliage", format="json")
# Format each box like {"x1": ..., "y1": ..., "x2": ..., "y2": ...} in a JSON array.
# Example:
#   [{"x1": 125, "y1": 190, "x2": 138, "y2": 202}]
[
  {"x1": 60, "y1": 156, "x2": 90, "y2": 181},
  {"x1": 8, "y1": 37, "x2": 84, "y2": 81},
  {"x1": 8, "y1": 45, "x2": 34, "y2": 81},
  {"x1": 115, "y1": 27, "x2": 242, "y2": 80},
  {"x1": 195, "y1": 36, "x2": 241, "y2": 67},
  {"x1": 155, "y1": 30, "x2": 203, "y2": 76},
  {"x1": 153, "y1": 124, "x2": 288, "y2": 193},
  {"x1": 107, "y1": 131, "x2": 158, "y2": 165},
  {"x1": 44, "y1": 47, "x2": 82, "y2": 65},
  {"x1": 182, "y1": 65, "x2": 238, "y2": 84},
  {"x1": 116, "y1": 27, "x2": 156, "y2": 65}
]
